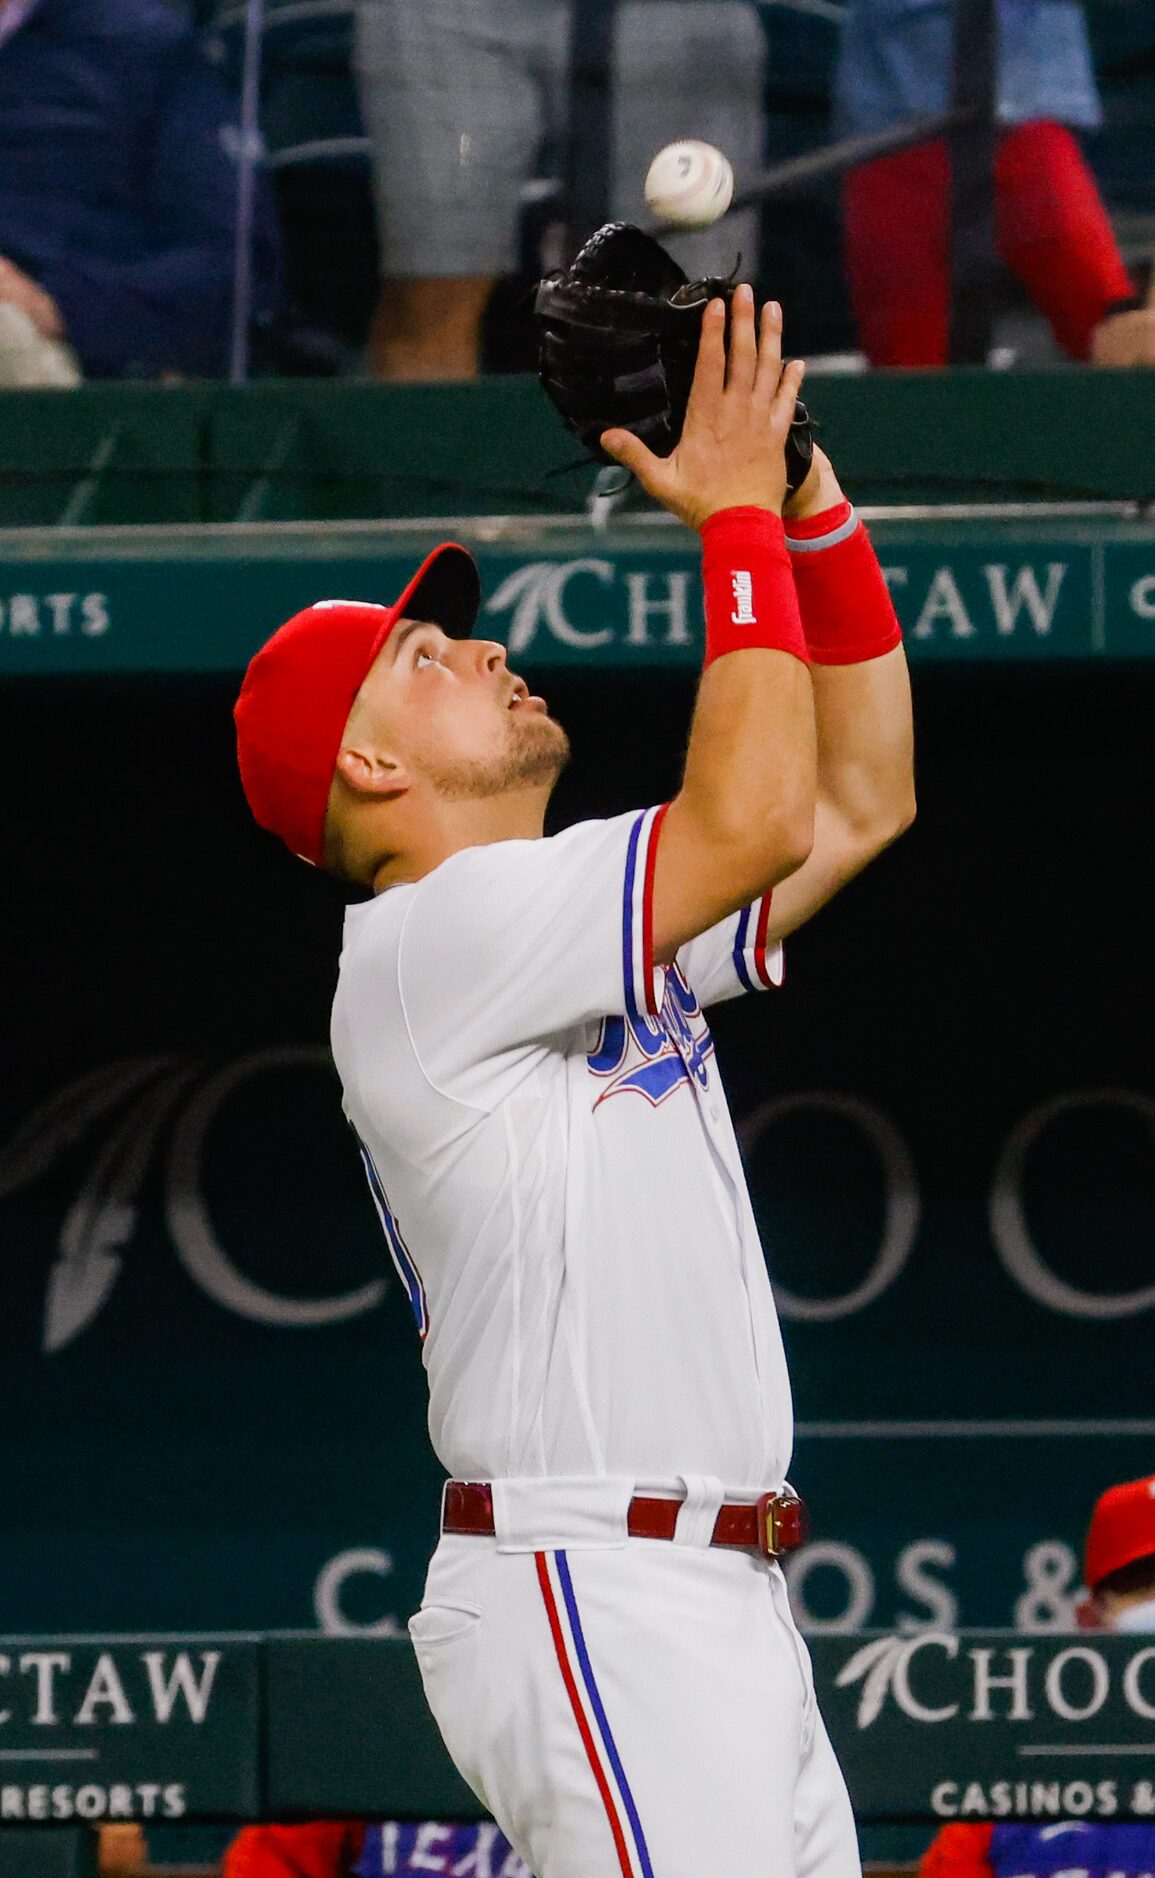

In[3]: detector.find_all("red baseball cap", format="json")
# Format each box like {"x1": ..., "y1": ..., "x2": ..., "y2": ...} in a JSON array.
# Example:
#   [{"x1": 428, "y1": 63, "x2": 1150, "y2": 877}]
[
  {"x1": 234, "y1": 542, "x2": 481, "y2": 865},
  {"x1": 1085, "y1": 1474, "x2": 1155, "y2": 1590}
]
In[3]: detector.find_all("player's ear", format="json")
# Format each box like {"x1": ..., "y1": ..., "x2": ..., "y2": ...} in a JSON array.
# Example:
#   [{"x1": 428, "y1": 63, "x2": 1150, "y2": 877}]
[{"x1": 333, "y1": 743, "x2": 410, "y2": 801}]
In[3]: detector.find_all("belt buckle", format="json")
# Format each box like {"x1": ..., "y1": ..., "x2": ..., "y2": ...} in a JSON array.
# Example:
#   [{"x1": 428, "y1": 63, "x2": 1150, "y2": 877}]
[{"x1": 756, "y1": 1491, "x2": 810, "y2": 1559}]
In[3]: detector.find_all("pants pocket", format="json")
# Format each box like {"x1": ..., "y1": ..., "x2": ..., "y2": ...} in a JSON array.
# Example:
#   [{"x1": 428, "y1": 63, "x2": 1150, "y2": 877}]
[
  {"x1": 409, "y1": 1602, "x2": 483, "y2": 1647},
  {"x1": 409, "y1": 1603, "x2": 489, "y2": 1804}
]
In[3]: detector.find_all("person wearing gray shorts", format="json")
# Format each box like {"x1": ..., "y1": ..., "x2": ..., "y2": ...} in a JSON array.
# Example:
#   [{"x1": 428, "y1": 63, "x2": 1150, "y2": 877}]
[{"x1": 354, "y1": 0, "x2": 767, "y2": 378}]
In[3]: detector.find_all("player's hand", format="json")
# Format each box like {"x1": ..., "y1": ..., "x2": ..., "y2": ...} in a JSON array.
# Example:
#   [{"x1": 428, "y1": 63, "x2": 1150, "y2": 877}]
[{"x1": 600, "y1": 285, "x2": 806, "y2": 530}]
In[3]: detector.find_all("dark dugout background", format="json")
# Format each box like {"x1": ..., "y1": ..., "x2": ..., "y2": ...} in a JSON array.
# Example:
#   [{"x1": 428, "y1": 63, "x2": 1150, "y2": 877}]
[{"x1": 1, "y1": 665, "x2": 1152, "y2": 1637}]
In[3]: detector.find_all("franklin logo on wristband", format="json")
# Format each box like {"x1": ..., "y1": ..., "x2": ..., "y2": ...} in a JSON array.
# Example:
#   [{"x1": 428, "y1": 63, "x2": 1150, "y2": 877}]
[
  {"x1": 700, "y1": 510, "x2": 808, "y2": 668},
  {"x1": 730, "y1": 570, "x2": 756, "y2": 626}
]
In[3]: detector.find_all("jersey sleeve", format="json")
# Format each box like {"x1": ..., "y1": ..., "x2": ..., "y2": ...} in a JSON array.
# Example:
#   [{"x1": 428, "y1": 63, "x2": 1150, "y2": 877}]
[
  {"x1": 394, "y1": 807, "x2": 668, "y2": 1106},
  {"x1": 675, "y1": 894, "x2": 784, "y2": 1008}
]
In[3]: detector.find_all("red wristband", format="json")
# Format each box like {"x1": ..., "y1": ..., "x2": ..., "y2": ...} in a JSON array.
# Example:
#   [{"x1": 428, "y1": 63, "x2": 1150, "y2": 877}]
[
  {"x1": 784, "y1": 501, "x2": 903, "y2": 665},
  {"x1": 700, "y1": 508, "x2": 809, "y2": 669}
]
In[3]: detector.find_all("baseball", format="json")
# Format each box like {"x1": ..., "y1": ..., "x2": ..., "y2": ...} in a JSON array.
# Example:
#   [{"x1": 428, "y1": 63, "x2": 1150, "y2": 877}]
[{"x1": 644, "y1": 140, "x2": 734, "y2": 229}]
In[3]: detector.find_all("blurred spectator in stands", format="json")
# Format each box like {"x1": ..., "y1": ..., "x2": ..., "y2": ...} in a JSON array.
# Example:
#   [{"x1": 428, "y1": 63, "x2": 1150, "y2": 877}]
[
  {"x1": 1078, "y1": 1471, "x2": 1155, "y2": 1632},
  {"x1": 223, "y1": 1819, "x2": 530, "y2": 1876},
  {"x1": 1089, "y1": 275, "x2": 1155, "y2": 366},
  {"x1": 833, "y1": 0, "x2": 1155, "y2": 366},
  {"x1": 202, "y1": 0, "x2": 381, "y2": 375},
  {"x1": 224, "y1": 1820, "x2": 365, "y2": 1876},
  {"x1": 0, "y1": 0, "x2": 281, "y2": 384},
  {"x1": 98, "y1": 1825, "x2": 148, "y2": 1877},
  {"x1": 0, "y1": 288, "x2": 80, "y2": 389},
  {"x1": 920, "y1": 1474, "x2": 1155, "y2": 1878},
  {"x1": 352, "y1": 0, "x2": 766, "y2": 380}
]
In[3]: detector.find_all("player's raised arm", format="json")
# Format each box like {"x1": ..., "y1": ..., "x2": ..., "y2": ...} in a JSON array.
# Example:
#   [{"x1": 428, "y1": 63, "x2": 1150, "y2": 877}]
[
  {"x1": 602, "y1": 286, "x2": 818, "y2": 963},
  {"x1": 759, "y1": 445, "x2": 916, "y2": 944}
]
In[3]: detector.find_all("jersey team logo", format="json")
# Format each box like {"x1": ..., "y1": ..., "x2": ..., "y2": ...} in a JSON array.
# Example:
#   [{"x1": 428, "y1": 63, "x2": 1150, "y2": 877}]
[{"x1": 587, "y1": 967, "x2": 714, "y2": 1108}]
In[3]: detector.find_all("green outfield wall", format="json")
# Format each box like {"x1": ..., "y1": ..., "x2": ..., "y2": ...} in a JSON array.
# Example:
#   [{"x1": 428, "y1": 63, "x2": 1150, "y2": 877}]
[{"x1": 0, "y1": 373, "x2": 1153, "y2": 529}]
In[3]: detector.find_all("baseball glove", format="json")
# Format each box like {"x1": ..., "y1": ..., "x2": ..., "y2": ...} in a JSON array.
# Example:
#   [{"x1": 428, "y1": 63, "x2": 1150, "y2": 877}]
[{"x1": 534, "y1": 221, "x2": 813, "y2": 493}]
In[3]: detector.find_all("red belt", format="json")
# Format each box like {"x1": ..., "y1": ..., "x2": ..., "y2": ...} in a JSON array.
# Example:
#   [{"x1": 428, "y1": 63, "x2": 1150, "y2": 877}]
[{"x1": 442, "y1": 1481, "x2": 810, "y2": 1561}]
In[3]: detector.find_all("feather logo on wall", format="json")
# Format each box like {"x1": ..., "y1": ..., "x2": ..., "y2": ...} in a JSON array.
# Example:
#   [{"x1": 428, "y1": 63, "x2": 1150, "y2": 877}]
[{"x1": 0, "y1": 1049, "x2": 387, "y2": 1353}]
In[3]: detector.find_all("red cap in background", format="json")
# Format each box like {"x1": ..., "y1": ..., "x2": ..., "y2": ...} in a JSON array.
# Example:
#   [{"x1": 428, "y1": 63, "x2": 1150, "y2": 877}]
[
  {"x1": 1084, "y1": 1474, "x2": 1155, "y2": 1590},
  {"x1": 233, "y1": 542, "x2": 480, "y2": 865}
]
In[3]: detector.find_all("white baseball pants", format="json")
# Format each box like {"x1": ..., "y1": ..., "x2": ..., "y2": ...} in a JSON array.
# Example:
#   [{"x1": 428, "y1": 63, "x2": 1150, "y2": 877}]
[{"x1": 408, "y1": 1484, "x2": 860, "y2": 1878}]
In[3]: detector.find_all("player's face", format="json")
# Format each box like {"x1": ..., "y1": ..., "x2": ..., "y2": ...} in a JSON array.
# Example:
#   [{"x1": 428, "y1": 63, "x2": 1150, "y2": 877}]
[{"x1": 363, "y1": 618, "x2": 569, "y2": 799}]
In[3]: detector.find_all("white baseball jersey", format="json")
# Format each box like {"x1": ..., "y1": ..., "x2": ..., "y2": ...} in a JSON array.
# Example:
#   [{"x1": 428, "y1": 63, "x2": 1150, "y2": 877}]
[
  {"x1": 331, "y1": 805, "x2": 793, "y2": 1495},
  {"x1": 332, "y1": 808, "x2": 861, "y2": 1878}
]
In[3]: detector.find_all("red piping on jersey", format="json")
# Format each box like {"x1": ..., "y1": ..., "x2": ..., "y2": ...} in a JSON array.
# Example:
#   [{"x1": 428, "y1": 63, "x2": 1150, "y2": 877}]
[
  {"x1": 535, "y1": 1552, "x2": 635, "y2": 1878},
  {"x1": 641, "y1": 802, "x2": 670, "y2": 1018},
  {"x1": 753, "y1": 891, "x2": 775, "y2": 987}
]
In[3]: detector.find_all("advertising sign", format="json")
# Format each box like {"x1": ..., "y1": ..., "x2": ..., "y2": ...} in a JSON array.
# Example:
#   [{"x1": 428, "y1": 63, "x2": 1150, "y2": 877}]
[
  {"x1": 3, "y1": 1633, "x2": 1154, "y2": 1827},
  {"x1": 814, "y1": 1633, "x2": 1155, "y2": 1822},
  {"x1": 0, "y1": 519, "x2": 1154, "y2": 672},
  {"x1": 0, "y1": 1639, "x2": 259, "y2": 1823}
]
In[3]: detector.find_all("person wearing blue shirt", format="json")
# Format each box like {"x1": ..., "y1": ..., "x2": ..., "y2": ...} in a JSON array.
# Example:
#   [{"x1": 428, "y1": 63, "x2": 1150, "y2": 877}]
[{"x1": 0, "y1": 0, "x2": 282, "y2": 380}]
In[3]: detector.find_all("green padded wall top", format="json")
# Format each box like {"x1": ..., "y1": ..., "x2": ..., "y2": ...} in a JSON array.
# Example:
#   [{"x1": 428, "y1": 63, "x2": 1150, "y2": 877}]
[{"x1": 0, "y1": 371, "x2": 1153, "y2": 529}]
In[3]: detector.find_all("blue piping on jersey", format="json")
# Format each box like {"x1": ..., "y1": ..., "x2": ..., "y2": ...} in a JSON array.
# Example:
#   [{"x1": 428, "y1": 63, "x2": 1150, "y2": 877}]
[
  {"x1": 358, "y1": 1140, "x2": 429, "y2": 1338},
  {"x1": 732, "y1": 904, "x2": 757, "y2": 993},
  {"x1": 622, "y1": 811, "x2": 645, "y2": 1026}
]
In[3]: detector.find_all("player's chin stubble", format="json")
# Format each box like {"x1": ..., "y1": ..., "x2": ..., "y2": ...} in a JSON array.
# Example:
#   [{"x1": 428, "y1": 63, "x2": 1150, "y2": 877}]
[{"x1": 422, "y1": 712, "x2": 571, "y2": 803}]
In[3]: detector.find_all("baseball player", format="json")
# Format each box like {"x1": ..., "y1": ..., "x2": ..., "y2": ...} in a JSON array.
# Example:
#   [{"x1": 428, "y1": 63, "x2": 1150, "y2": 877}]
[{"x1": 234, "y1": 286, "x2": 915, "y2": 1878}]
